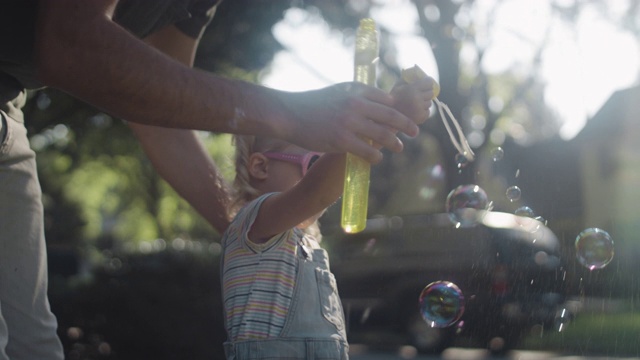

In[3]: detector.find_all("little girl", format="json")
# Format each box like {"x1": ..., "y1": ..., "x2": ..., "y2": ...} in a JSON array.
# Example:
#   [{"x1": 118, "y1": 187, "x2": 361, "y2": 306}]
[{"x1": 220, "y1": 77, "x2": 436, "y2": 360}]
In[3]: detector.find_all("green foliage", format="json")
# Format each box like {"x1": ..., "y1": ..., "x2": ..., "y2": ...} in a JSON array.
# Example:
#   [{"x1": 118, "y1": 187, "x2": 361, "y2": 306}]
[
  {"x1": 523, "y1": 311, "x2": 640, "y2": 356},
  {"x1": 198, "y1": 132, "x2": 236, "y2": 183}
]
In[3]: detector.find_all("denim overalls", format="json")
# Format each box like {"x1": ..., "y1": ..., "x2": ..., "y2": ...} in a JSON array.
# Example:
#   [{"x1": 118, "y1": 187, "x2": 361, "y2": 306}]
[{"x1": 223, "y1": 239, "x2": 349, "y2": 360}]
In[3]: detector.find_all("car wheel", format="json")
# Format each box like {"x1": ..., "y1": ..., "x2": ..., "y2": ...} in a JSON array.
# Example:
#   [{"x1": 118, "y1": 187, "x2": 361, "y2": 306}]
[{"x1": 406, "y1": 313, "x2": 454, "y2": 354}]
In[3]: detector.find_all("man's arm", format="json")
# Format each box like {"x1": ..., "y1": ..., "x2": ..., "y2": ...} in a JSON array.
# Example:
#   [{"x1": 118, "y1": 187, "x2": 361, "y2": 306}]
[
  {"x1": 129, "y1": 123, "x2": 231, "y2": 234},
  {"x1": 125, "y1": 24, "x2": 231, "y2": 234},
  {"x1": 34, "y1": 0, "x2": 421, "y2": 163}
]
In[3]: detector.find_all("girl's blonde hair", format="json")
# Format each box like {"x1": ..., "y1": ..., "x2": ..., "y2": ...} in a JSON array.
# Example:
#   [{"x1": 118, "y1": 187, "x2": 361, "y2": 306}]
[
  {"x1": 230, "y1": 134, "x2": 287, "y2": 213},
  {"x1": 231, "y1": 134, "x2": 322, "y2": 240}
]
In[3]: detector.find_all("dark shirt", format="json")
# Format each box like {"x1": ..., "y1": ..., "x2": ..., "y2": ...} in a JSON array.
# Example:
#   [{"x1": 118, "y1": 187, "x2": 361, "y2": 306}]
[{"x1": 0, "y1": 0, "x2": 220, "y2": 102}]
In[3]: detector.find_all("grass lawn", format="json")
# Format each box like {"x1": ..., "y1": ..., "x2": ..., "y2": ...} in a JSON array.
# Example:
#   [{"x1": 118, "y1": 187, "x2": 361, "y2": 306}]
[{"x1": 522, "y1": 311, "x2": 640, "y2": 356}]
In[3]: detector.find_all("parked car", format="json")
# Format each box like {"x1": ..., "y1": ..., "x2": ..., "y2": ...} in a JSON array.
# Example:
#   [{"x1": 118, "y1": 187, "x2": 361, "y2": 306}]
[{"x1": 325, "y1": 211, "x2": 568, "y2": 354}]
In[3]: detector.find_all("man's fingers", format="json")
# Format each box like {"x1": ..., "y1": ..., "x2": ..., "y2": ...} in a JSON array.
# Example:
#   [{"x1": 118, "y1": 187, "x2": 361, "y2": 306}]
[
  {"x1": 355, "y1": 120, "x2": 403, "y2": 152},
  {"x1": 335, "y1": 130, "x2": 385, "y2": 163},
  {"x1": 353, "y1": 82, "x2": 395, "y2": 106},
  {"x1": 363, "y1": 100, "x2": 420, "y2": 138},
  {"x1": 339, "y1": 83, "x2": 419, "y2": 140}
]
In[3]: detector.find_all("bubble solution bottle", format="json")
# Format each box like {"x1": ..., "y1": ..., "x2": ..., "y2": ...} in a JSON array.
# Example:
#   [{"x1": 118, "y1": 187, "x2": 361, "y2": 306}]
[{"x1": 341, "y1": 18, "x2": 378, "y2": 234}]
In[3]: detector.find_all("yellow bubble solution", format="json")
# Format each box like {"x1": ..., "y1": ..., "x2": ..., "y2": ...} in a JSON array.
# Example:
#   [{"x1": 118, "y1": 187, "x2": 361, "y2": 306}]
[{"x1": 341, "y1": 18, "x2": 378, "y2": 234}]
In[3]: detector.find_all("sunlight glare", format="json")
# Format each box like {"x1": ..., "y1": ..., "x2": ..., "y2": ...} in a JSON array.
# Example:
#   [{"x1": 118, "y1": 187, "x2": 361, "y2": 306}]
[
  {"x1": 262, "y1": 1, "x2": 639, "y2": 140},
  {"x1": 543, "y1": 5, "x2": 640, "y2": 139},
  {"x1": 260, "y1": 8, "x2": 351, "y2": 91}
]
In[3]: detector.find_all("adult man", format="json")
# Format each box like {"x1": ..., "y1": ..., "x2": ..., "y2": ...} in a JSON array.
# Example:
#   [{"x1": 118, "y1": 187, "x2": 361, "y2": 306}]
[{"x1": 0, "y1": 1, "x2": 432, "y2": 358}]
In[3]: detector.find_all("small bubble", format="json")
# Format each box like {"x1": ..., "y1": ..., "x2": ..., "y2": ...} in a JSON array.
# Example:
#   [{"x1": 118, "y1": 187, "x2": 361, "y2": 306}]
[
  {"x1": 491, "y1": 147, "x2": 504, "y2": 161},
  {"x1": 515, "y1": 206, "x2": 534, "y2": 218},
  {"x1": 455, "y1": 153, "x2": 469, "y2": 169},
  {"x1": 445, "y1": 184, "x2": 490, "y2": 228},
  {"x1": 419, "y1": 281, "x2": 465, "y2": 328},
  {"x1": 505, "y1": 186, "x2": 521, "y2": 202},
  {"x1": 575, "y1": 228, "x2": 614, "y2": 270}
]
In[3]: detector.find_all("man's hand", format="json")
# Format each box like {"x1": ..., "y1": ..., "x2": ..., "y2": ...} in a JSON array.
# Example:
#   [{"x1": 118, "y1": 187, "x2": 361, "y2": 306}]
[
  {"x1": 276, "y1": 82, "x2": 421, "y2": 164},
  {"x1": 390, "y1": 74, "x2": 437, "y2": 127}
]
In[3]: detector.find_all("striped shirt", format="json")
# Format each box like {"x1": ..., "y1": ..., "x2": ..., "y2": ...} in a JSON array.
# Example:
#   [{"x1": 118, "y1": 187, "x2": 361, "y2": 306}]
[{"x1": 221, "y1": 193, "x2": 306, "y2": 341}]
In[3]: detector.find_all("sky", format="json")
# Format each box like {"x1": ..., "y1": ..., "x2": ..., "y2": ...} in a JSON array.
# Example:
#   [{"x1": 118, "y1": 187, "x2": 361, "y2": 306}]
[{"x1": 260, "y1": 0, "x2": 640, "y2": 141}]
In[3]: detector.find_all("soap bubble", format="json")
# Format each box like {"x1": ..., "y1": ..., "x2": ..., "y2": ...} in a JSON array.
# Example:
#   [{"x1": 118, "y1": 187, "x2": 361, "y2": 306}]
[
  {"x1": 514, "y1": 206, "x2": 537, "y2": 230},
  {"x1": 491, "y1": 147, "x2": 504, "y2": 161},
  {"x1": 455, "y1": 153, "x2": 470, "y2": 169},
  {"x1": 505, "y1": 186, "x2": 521, "y2": 202},
  {"x1": 419, "y1": 281, "x2": 465, "y2": 328},
  {"x1": 514, "y1": 206, "x2": 534, "y2": 218},
  {"x1": 446, "y1": 184, "x2": 490, "y2": 228},
  {"x1": 575, "y1": 228, "x2": 614, "y2": 270}
]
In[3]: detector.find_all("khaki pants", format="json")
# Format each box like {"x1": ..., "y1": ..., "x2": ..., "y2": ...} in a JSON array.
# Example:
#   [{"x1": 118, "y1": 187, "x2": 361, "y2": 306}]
[{"x1": 0, "y1": 91, "x2": 63, "y2": 360}]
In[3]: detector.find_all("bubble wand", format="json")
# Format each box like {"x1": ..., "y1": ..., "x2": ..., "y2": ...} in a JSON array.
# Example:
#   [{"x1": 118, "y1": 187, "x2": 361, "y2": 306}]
[
  {"x1": 341, "y1": 18, "x2": 378, "y2": 234},
  {"x1": 402, "y1": 65, "x2": 475, "y2": 162}
]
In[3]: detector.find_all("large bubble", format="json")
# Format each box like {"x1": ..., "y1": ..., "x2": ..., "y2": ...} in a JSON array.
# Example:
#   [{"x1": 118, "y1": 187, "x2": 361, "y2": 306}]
[
  {"x1": 445, "y1": 184, "x2": 490, "y2": 227},
  {"x1": 419, "y1": 281, "x2": 465, "y2": 328},
  {"x1": 575, "y1": 228, "x2": 614, "y2": 270}
]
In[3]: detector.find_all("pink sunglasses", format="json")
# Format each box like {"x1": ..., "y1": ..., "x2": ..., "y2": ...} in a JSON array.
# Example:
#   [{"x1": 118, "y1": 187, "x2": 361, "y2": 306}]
[{"x1": 262, "y1": 151, "x2": 323, "y2": 176}]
